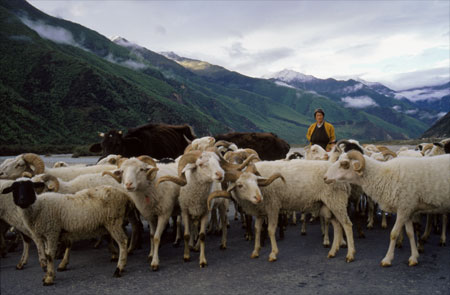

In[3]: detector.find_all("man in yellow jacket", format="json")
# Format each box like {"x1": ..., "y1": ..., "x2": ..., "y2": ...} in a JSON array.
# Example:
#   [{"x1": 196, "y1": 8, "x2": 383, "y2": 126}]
[{"x1": 306, "y1": 108, "x2": 336, "y2": 151}]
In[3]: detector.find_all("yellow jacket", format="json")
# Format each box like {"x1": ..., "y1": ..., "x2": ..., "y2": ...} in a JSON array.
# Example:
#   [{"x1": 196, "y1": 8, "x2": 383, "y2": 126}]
[{"x1": 306, "y1": 121, "x2": 336, "y2": 151}]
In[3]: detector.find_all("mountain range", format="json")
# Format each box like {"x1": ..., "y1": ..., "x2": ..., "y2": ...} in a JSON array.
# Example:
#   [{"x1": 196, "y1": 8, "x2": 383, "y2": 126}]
[{"x1": 0, "y1": 0, "x2": 448, "y2": 148}]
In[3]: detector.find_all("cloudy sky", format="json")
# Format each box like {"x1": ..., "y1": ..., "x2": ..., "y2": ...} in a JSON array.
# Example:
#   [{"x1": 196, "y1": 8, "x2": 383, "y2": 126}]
[{"x1": 28, "y1": 0, "x2": 449, "y2": 90}]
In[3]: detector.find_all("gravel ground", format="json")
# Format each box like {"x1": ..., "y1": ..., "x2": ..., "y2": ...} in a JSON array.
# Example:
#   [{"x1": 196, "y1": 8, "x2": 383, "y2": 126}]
[{"x1": 1, "y1": 209, "x2": 449, "y2": 295}]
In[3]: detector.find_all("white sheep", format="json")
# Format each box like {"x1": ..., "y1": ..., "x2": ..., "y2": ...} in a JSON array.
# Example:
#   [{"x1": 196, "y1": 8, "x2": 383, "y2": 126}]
[
  {"x1": 324, "y1": 151, "x2": 450, "y2": 266},
  {"x1": 0, "y1": 153, "x2": 116, "y2": 181},
  {"x1": 157, "y1": 150, "x2": 254, "y2": 267},
  {"x1": 103, "y1": 156, "x2": 181, "y2": 271},
  {"x1": 208, "y1": 159, "x2": 355, "y2": 263},
  {"x1": 1, "y1": 179, "x2": 132, "y2": 285},
  {"x1": 0, "y1": 180, "x2": 46, "y2": 270}
]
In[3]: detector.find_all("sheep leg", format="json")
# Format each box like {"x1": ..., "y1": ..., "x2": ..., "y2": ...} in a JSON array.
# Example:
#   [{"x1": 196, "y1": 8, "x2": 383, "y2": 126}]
[
  {"x1": 16, "y1": 233, "x2": 31, "y2": 270},
  {"x1": 245, "y1": 214, "x2": 254, "y2": 241},
  {"x1": 219, "y1": 202, "x2": 228, "y2": 250},
  {"x1": 381, "y1": 211, "x2": 388, "y2": 229},
  {"x1": 148, "y1": 220, "x2": 156, "y2": 261},
  {"x1": 440, "y1": 214, "x2": 447, "y2": 247},
  {"x1": 107, "y1": 223, "x2": 128, "y2": 277},
  {"x1": 327, "y1": 218, "x2": 342, "y2": 258},
  {"x1": 127, "y1": 209, "x2": 142, "y2": 254},
  {"x1": 267, "y1": 212, "x2": 279, "y2": 262},
  {"x1": 381, "y1": 211, "x2": 409, "y2": 267},
  {"x1": 418, "y1": 214, "x2": 433, "y2": 252},
  {"x1": 320, "y1": 207, "x2": 331, "y2": 248},
  {"x1": 57, "y1": 241, "x2": 72, "y2": 271},
  {"x1": 396, "y1": 228, "x2": 404, "y2": 248},
  {"x1": 291, "y1": 211, "x2": 297, "y2": 225},
  {"x1": 199, "y1": 214, "x2": 208, "y2": 268},
  {"x1": 150, "y1": 215, "x2": 170, "y2": 271},
  {"x1": 42, "y1": 234, "x2": 59, "y2": 286},
  {"x1": 326, "y1": 200, "x2": 355, "y2": 262},
  {"x1": 251, "y1": 216, "x2": 263, "y2": 259},
  {"x1": 367, "y1": 197, "x2": 374, "y2": 229},
  {"x1": 173, "y1": 215, "x2": 182, "y2": 247},
  {"x1": 182, "y1": 211, "x2": 191, "y2": 262},
  {"x1": 207, "y1": 207, "x2": 218, "y2": 235},
  {"x1": 300, "y1": 213, "x2": 306, "y2": 235},
  {"x1": 405, "y1": 220, "x2": 419, "y2": 266}
]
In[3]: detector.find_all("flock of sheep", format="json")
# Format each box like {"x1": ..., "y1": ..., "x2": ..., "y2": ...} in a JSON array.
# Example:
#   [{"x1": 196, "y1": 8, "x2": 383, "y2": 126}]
[{"x1": 0, "y1": 137, "x2": 449, "y2": 286}]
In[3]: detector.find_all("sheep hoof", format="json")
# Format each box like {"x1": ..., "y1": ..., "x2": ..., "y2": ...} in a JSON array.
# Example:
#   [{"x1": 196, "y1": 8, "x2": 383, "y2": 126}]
[
  {"x1": 251, "y1": 253, "x2": 259, "y2": 259},
  {"x1": 173, "y1": 240, "x2": 181, "y2": 248},
  {"x1": 16, "y1": 264, "x2": 24, "y2": 270},
  {"x1": 301, "y1": 232, "x2": 306, "y2": 236},
  {"x1": 346, "y1": 256, "x2": 354, "y2": 263},
  {"x1": 439, "y1": 242, "x2": 446, "y2": 247},
  {"x1": 113, "y1": 268, "x2": 123, "y2": 277},
  {"x1": 380, "y1": 261, "x2": 391, "y2": 267},
  {"x1": 183, "y1": 256, "x2": 191, "y2": 262},
  {"x1": 43, "y1": 281, "x2": 54, "y2": 286},
  {"x1": 57, "y1": 266, "x2": 67, "y2": 272},
  {"x1": 219, "y1": 245, "x2": 227, "y2": 250},
  {"x1": 151, "y1": 265, "x2": 159, "y2": 271},
  {"x1": 408, "y1": 259, "x2": 418, "y2": 267},
  {"x1": 395, "y1": 244, "x2": 403, "y2": 249},
  {"x1": 200, "y1": 262, "x2": 207, "y2": 268},
  {"x1": 268, "y1": 256, "x2": 277, "y2": 262},
  {"x1": 323, "y1": 244, "x2": 330, "y2": 248},
  {"x1": 358, "y1": 234, "x2": 365, "y2": 239}
]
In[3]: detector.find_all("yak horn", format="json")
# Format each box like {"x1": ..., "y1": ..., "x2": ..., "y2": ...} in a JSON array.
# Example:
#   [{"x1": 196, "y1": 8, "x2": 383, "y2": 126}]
[
  {"x1": 40, "y1": 174, "x2": 60, "y2": 192},
  {"x1": 22, "y1": 153, "x2": 45, "y2": 175},
  {"x1": 207, "y1": 190, "x2": 232, "y2": 211},
  {"x1": 346, "y1": 150, "x2": 365, "y2": 176},
  {"x1": 257, "y1": 173, "x2": 285, "y2": 187},
  {"x1": 156, "y1": 175, "x2": 187, "y2": 187},
  {"x1": 138, "y1": 155, "x2": 157, "y2": 167},
  {"x1": 102, "y1": 171, "x2": 122, "y2": 183}
]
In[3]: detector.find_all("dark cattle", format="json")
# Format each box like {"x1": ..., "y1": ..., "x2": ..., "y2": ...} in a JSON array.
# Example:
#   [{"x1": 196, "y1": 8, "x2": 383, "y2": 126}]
[
  {"x1": 214, "y1": 132, "x2": 290, "y2": 161},
  {"x1": 89, "y1": 123, "x2": 196, "y2": 160}
]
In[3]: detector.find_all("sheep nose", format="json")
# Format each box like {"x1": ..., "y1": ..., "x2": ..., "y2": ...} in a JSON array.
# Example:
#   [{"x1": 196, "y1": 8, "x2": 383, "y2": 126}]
[
  {"x1": 125, "y1": 182, "x2": 134, "y2": 189},
  {"x1": 255, "y1": 194, "x2": 262, "y2": 203}
]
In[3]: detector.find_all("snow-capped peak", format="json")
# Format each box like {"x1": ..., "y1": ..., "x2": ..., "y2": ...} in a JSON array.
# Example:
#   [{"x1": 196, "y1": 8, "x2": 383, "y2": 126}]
[
  {"x1": 110, "y1": 36, "x2": 141, "y2": 49},
  {"x1": 267, "y1": 69, "x2": 317, "y2": 83}
]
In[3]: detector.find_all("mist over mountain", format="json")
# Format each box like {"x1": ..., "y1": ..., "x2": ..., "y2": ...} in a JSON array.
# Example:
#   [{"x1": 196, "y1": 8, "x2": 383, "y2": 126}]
[{"x1": 0, "y1": 0, "x2": 441, "y2": 148}]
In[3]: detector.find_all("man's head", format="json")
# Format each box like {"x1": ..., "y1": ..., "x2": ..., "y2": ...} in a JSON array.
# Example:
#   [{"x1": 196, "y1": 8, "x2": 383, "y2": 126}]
[{"x1": 314, "y1": 108, "x2": 325, "y2": 123}]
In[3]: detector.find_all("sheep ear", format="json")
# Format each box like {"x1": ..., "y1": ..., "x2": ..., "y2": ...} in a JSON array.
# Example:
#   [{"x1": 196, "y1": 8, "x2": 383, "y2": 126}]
[
  {"x1": 226, "y1": 183, "x2": 236, "y2": 192},
  {"x1": 2, "y1": 186, "x2": 13, "y2": 194},
  {"x1": 182, "y1": 163, "x2": 197, "y2": 174}
]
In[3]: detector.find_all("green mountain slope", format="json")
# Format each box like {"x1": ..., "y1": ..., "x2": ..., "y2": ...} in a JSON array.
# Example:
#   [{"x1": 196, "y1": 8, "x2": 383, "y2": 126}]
[
  {"x1": 421, "y1": 112, "x2": 450, "y2": 138},
  {"x1": 0, "y1": 0, "x2": 430, "y2": 148}
]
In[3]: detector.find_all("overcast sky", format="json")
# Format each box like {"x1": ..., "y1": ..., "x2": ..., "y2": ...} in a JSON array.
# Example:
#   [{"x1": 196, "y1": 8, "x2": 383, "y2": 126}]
[{"x1": 28, "y1": 0, "x2": 449, "y2": 90}]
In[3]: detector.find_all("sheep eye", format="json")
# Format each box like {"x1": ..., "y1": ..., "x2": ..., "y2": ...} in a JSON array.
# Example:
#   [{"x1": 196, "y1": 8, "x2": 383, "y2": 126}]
[
  {"x1": 237, "y1": 184, "x2": 243, "y2": 189},
  {"x1": 340, "y1": 161, "x2": 350, "y2": 169},
  {"x1": 114, "y1": 170, "x2": 122, "y2": 176}
]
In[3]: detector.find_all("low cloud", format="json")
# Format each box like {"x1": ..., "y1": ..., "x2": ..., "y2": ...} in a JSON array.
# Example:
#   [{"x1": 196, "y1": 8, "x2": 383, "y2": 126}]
[
  {"x1": 104, "y1": 53, "x2": 147, "y2": 70},
  {"x1": 342, "y1": 83, "x2": 364, "y2": 94},
  {"x1": 395, "y1": 88, "x2": 450, "y2": 102},
  {"x1": 341, "y1": 96, "x2": 378, "y2": 108},
  {"x1": 20, "y1": 17, "x2": 80, "y2": 47}
]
